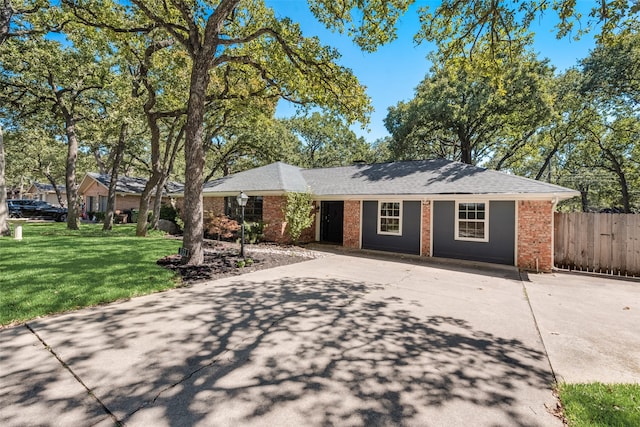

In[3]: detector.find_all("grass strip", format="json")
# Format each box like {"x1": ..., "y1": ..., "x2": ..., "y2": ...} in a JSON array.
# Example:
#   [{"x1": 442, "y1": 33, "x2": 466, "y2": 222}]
[{"x1": 558, "y1": 382, "x2": 640, "y2": 426}]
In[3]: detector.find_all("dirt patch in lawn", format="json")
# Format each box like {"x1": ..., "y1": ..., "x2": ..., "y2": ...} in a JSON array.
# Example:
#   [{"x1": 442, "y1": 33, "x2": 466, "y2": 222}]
[{"x1": 157, "y1": 240, "x2": 325, "y2": 285}]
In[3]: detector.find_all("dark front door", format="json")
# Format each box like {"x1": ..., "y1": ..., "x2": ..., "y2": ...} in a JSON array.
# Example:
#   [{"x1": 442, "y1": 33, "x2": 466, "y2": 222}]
[{"x1": 321, "y1": 201, "x2": 344, "y2": 243}]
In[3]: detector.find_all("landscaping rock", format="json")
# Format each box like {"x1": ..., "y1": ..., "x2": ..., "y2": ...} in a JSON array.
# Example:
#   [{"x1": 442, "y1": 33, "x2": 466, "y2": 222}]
[
  {"x1": 157, "y1": 241, "x2": 326, "y2": 284},
  {"x1": 158, "y1": 219, "x2": 180, "y2": 235}
]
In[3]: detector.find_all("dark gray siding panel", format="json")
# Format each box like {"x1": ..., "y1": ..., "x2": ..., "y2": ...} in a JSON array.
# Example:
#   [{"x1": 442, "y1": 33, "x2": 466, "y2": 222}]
[
  {"x1": 433, "y1": 201, "x2": 515, "y2": 265},
  {"x1": 362, "y1": 201, "x2": 421, "y2": 255}
]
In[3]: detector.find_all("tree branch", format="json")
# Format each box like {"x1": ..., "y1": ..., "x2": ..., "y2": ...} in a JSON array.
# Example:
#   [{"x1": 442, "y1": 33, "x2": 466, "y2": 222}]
[{"x1": 129, "y1": 0, "x2": 190, "y2": 48}]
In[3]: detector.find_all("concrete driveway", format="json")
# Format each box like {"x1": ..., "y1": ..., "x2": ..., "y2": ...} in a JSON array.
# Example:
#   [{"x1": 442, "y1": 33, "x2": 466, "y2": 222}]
[
  {"x1": 524, "y1": 271, "x2": 640, "y2": 384},
  {"x1": 1, "y1": 252, "x2": 637, "y2": 426}
]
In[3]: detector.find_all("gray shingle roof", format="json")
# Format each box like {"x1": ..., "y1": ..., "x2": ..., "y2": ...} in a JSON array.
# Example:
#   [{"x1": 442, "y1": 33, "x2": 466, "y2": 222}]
[
  {"x1": 31, "y1": 182, "x2": 66, "y2": 193},
  {"x1": 302, "y1": 159, "x2": 578, "y2": 197},
  {"x1": 200, "y1": 159, "x2": 579, "y2": 198},
  {"x1": 88, "y1": 173, "x2": 184, "y2": 195},
  {"x1": 203, "y1": 162, "x2": 308, "y2": 194}
]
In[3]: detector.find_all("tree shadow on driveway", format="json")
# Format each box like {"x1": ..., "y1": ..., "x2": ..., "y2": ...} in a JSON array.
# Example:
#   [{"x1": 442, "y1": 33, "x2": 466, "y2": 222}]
[{"x1": 12, "y1": 275, "x2": 557, "y2": 426}]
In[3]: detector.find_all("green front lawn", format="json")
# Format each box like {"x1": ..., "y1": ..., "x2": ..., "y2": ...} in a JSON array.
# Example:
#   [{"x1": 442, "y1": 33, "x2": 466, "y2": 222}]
[
  {"x1": 559, "y1": 382, "x2": 640, "y2": 426},
  {"x1": 0, "y1": 222, "x2": 182, "y2": 326}
]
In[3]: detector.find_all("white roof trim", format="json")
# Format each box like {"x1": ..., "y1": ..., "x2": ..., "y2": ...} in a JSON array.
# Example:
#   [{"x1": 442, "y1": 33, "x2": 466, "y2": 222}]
[
  {"x1": 78, "y1": 174, "x2": 109, "y2": 193},
  {"x1": 306, "y1": 191, "x2": 579, "y2": 202}
]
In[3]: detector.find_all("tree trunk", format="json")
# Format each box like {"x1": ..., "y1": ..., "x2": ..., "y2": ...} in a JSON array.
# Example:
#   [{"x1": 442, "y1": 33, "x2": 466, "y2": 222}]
[
  {"x1": 64, "y1": 116, "x2": 80, "y2": 230},
  {"x1": 150, "y1": 175, "x2": 166, "y2": 230},
  {"x1": 94, "y1": 147, "x2": 108, "y2": 175},
  {"x1": 19, "y1": 175, "x2": 24, "y2": 199},
  {"x1": 137, "y1": 58, "x2": 162, "y2": 236},
  {"x1": 175, "y1": 0, "x2": 238, "y2": 264},
  {"x1": 0, "y1": 125, "x2": 10, "y2": 236},
  {"x1": 137, "y1": 91, "x2": 162, "y2": 236},
  {"x1": 135, "y1": 170, "x2": 161, "y2": 236},
  {"x1": 534, "y1": 145, "x2": 560, "y2": 181},
  {"x1": 41, "y1": 171, "x2": 65, "y2": 207},
  {"x1": 617, "y1": 171, "x2": 631, "y2": 213},
  {"x1": 578, "y1": 183, "x2": 589, "y2": 212},
  {"x1": 458, "y1": 132, "x2": 473, "y2": 165},
  {"x1": 151, "y1": 124, "x2": 184, "y2": 231},
  {"x1": 603, "y1": 149, "x2": 632, "y2": 213},
  {"x1": 0, "y1": 2, "x2": 12, "y2": 47},
  {"x1": 181, "y1": 56, "x2": 211, "y2": 265},
  {"x1": 103, "y1": 123, "x2": 128, "y2": 231}
]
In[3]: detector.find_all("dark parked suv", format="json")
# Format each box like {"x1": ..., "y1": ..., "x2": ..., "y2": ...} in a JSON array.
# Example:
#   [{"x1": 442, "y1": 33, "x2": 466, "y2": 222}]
[
  {"x1": 7, "y1": 200, "x2": 23, "y2": 218},
  {"x1": 7, "y1": 199, "x2": 68, "y2": 222}
]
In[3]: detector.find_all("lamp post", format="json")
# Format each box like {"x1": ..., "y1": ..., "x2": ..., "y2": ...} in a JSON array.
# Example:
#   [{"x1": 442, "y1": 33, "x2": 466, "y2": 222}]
[{"x1": 236, "y1": 191, "x2": 249, "y2": 258}]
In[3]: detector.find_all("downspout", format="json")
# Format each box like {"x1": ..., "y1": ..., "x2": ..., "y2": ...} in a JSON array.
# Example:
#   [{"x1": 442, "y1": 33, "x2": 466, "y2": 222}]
[{"x1": 550, "y1": 194, "x2": 560, "y2": 273}]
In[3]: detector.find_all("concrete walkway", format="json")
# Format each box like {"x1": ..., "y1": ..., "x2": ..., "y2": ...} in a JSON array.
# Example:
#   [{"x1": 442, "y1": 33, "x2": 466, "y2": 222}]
[{"x1": 2, "y1": 253, "x2": 638, "y2": 426}]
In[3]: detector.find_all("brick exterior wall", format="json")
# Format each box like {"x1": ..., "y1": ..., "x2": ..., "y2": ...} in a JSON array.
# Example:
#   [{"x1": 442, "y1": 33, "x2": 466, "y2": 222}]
[
  {"x1": 81, "y1": 181, "x2": 141, "y2": 212},
  {"x1": 263, "y1": 195, "x2": 288, "y2": 243},
  {"x1": 80, "y1": 178, "x2": 173, "y2": 214},
  {"x1": 114, "y1": 195, "x2": 140, "y2": 211},
  {"x1": 196, "y1": 195, "x2": 317, "y2": 245},
  {"x1": 203, "y1": 197, "x2": 225, "y2": 216},
  {"x1": 263, "y1": 196, "x2": 318, "y2": 244},
  {"x1": 421, "y1": 200, "x2": 431, "y2": 257},
  {"x1": 173, "y1": 198, "x2": 184, "y2": 215},
  {"x1": 298, "y1": 201, "x2": 317, "y2": 244},
  {"x1": 343, "y1": 200, "x2": 361, "y2": 249},
  {"x1": 517, "y1": 200, "x2": 554, "y2": 272}
]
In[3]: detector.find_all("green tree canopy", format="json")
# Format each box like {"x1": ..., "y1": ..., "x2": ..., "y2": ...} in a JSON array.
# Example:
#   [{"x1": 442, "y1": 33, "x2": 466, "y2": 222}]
[
  {"x1": 385, "y1": 37, "x2": 554, "y2": 165},
  {"x1": 582, "y1": 20, "x2": 640, "y2": 107},
  {"x1": 0, "y1": 28, "x2": 114, "y2": 228},
  {"x1": 579, "y1": 20, "x2": 640, "y2": 212},
  {"x1": 286, "y1": 112, "x2": 375, "y2": 168},
  {"x1": 4, "y1": 0, "x2": 638, "y2": 252}
]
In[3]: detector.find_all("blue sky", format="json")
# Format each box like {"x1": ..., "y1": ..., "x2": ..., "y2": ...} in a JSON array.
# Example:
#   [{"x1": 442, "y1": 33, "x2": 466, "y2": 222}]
[{"x1": 267, "y1": 1, "x2": 600, "y2": 143}]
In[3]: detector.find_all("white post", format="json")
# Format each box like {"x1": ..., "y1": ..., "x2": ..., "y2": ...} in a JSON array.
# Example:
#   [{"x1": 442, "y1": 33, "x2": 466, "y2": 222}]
[
  {"x1": 14, "y1": 224, "x2": 22, "y2": 240},
  {"x1": 12, "y1": 220, "x2": 25, "y2": 241}
]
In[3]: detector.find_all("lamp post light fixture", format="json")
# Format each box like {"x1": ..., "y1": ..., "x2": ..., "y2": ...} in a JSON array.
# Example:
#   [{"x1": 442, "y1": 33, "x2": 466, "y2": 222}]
[{"x1": 236, "y1": 191, "x2": 249, "y2": 257}]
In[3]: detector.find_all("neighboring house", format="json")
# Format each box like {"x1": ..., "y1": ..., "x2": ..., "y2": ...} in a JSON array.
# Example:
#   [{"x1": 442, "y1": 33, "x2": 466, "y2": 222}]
[
  {"x1": 187, "y1": 160, "x2": 579, "y2": 272},
  {"x1": 26, "y1": 182, "x2": 66, "y2": 206},
  {"x1": 78, "y1": 173, "x2": 183, "y2": 213}
]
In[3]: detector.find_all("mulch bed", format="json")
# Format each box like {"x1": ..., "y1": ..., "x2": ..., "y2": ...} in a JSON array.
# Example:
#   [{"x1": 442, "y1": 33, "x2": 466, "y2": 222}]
[{"x1": 157, "y1": 240, "x2": 317, "y2": 285}]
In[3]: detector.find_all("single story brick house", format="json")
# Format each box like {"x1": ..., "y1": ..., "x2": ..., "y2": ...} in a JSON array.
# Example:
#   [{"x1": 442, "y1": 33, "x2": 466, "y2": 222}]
[
  {"x1": 25, "y1": 182, "x2": 66, "y2": 206},
  {"x1": 191, "y1": 160, "x2": 579, "y2": 272},
  {"x1": 78, "y1": 173, "x2": 182, "y2": 214}
]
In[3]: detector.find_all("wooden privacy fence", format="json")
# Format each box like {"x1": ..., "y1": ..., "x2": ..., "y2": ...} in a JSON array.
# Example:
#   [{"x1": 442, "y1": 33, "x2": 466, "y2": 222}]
[{"x1": 554, "y1": 212, "x2": 640, "y2": 277}]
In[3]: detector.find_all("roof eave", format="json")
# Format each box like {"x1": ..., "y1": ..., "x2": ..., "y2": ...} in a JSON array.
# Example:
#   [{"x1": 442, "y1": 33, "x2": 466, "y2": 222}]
[
  {"x1": 309, "y1": 191, "x2": 580, "y2": 201},
  {"x1": 189, "y1": 190, "x2": 581, "y2": 201},
  {"x1": 200, "y1": 189, "x2": 291, "y2": 197}
]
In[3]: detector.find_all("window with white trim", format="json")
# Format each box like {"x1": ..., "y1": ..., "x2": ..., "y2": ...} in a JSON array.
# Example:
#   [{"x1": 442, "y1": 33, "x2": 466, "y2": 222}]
[
  {"x1": 98, "y1": 195, "x2": 108, "y2": 212},
  {"x1": 455, "y1": 202, "x2": 488, "y2": 242},
  {"x1": 378, "y1": 201, "x2": 402, "y2": 235},
  {"x1": 224, "y1": 196, "x2": 263, "y2": 222}
]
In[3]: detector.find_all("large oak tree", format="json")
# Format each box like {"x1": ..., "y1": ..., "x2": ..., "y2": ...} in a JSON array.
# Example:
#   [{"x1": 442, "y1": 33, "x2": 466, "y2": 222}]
[
  {"x1": 579, "y1": 20, "x2": 640, "y2": 212},
  {"x1": 385, "y1": 36, "x2": 554, "y2": 165},
  {"x1": 65, "y1": 0, "x2": 372, "y2": 264},
  {"x1": 1, "y1": 0, "x2": 59, "y2": 235},
  {"x1": 1, "y1": 33, "x2": 111, "y2": 228}
]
